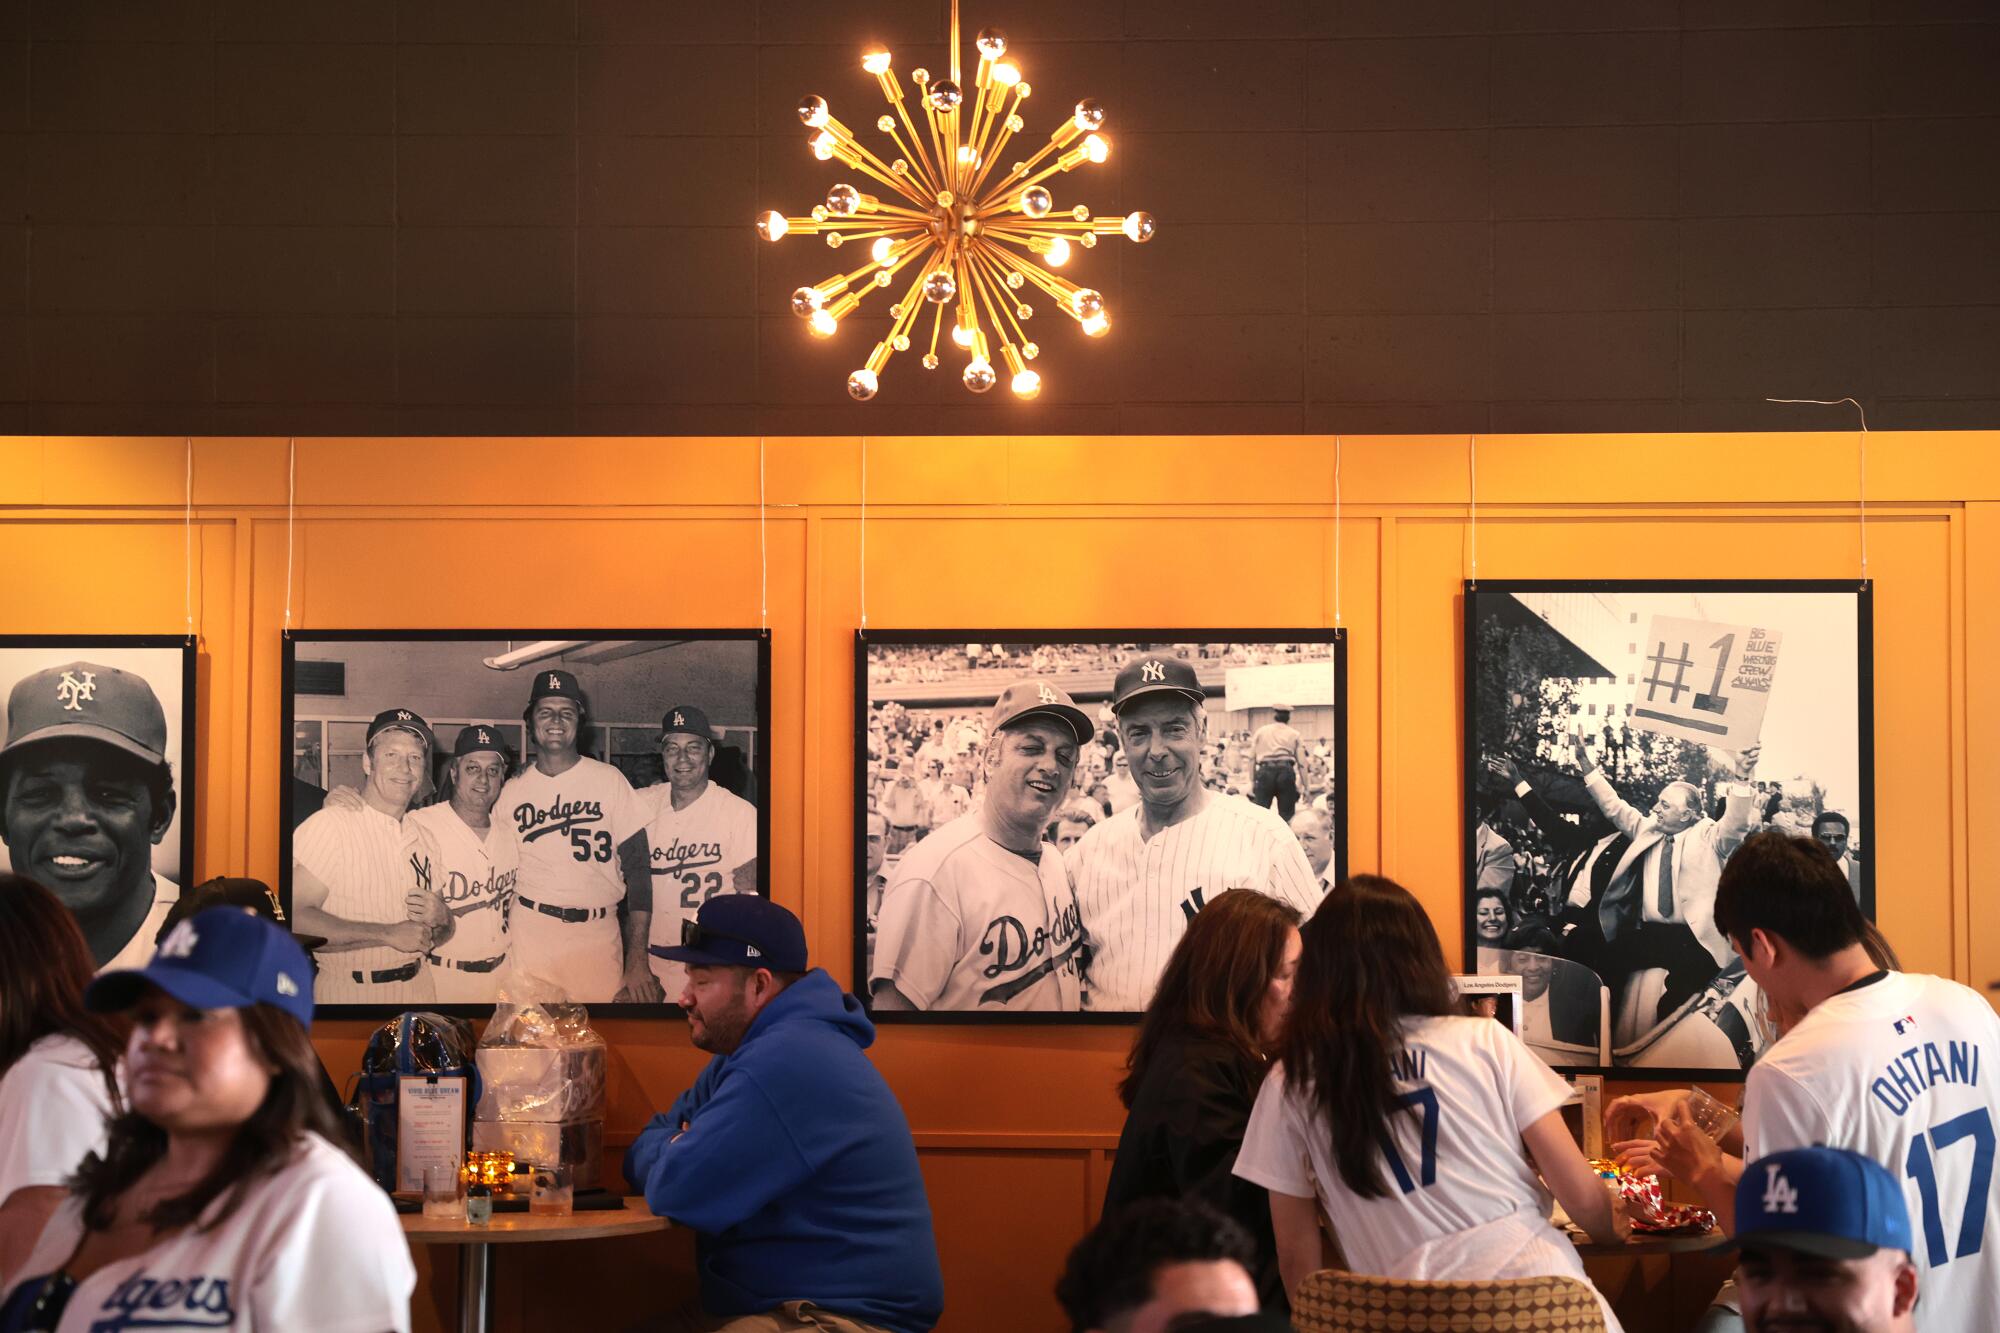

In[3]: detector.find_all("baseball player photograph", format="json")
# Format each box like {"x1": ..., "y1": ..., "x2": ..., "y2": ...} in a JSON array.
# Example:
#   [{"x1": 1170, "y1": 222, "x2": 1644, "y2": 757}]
[
  {"x1": 855, "y1": 634, "x2": 1344, "y2": 1020},
  {"x1": 283, "y1": 632, "x2": 769, "y2": 1014},
  {"x1": 0, "y1": 640, "x2": 193, "y2": 971}
]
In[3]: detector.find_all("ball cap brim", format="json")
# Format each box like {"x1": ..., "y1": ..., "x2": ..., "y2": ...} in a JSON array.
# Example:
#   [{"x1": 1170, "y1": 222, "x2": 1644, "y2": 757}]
[
  {"x1": 1109, "y1": 655, "x2": 1206, "y2": 714},
  {"x1": 986, "y1": 679, "x2": 1094, "y2": 746},
  {"x1": 86, "y1": 906, "x2": 316, "y2": 1031}
]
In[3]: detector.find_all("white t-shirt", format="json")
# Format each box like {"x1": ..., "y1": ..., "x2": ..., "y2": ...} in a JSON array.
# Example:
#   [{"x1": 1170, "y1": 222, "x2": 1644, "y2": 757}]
[
  {"x1": 1234, "y1": 1015, "x2": 1575, "y2": 1277},
  {"x1": 0, "y1": 1036, "x2": 114, "y2": 1206},
  {"x1": 641, "y1": 780, "x2": 759, "y2": 992},
  {"x1": 1065, "y1": 794, "x2": 1323, "y2": 1011},
  {"x1": 1744, "y1": 971, "x2": 2000, "y2": 1333},
  {"x1": 404, "y1": 802, "x2": 518, "y2": 964},
  {"x1": 10, "y1": 1132, "x2": 414, "y2": 1333},
  {"x1": 871, "y1": 813, "x2": 1083, "y2": 1011},
  {"x1": 499, "y1": 757, "x2": 649, "y2": 909},
  {"x1": 98, "y1": 873, "x2": 179, "y2": 974}
]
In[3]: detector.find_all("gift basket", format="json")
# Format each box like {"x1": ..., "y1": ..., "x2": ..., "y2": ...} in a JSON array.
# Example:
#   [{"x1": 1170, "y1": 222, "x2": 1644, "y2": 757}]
[{"x1": 471, "y1": 994, "x2": 607, "y2": 1189}]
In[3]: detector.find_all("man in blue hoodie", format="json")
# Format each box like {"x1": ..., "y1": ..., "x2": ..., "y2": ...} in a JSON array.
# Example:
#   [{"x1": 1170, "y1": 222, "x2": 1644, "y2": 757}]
[{"x1": 625, "y1": 894, "x2": 944, "y2": 1333}]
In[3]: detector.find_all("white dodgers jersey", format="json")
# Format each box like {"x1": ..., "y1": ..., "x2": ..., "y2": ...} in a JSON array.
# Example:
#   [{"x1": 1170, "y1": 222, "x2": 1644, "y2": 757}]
[
  {"x1": 499, "y1": 757, "x2": 648, "y2": 909},
  {"x1": 642, "y1": 780, "x2": 760, "y2": 992},
  {"x1": 1744, "y1": 971, "x2": 2000, "y2": 1333},
  {"x1": 1064, "y1": 793, "x2": 1323, "y2": 1011},
  {"x1": 872, "y1": 812, "x2": 1084, "y2": 1012},
  {"x1": 405, "y1": 802, "x2": 519, "y2": 963}
]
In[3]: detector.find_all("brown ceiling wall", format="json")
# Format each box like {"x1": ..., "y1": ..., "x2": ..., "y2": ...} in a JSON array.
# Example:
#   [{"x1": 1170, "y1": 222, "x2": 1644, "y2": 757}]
[{"x1": 0, "y1": 0, "x2": 1995, "y2": 436}]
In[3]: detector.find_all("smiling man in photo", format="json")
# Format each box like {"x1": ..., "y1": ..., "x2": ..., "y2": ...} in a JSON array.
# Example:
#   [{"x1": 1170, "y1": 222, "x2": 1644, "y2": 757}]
[{"x1": 0, "y1": 660, "x2": 180, "y2": 969}]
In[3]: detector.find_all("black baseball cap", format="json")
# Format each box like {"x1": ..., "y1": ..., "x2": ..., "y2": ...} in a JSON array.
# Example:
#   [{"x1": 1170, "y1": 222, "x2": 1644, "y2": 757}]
[
  {"x1": 1111, "y1": 655, "x2": 1205, "y2": 714},
  {"x1": 527, "y1": 669, "x2": 586, "y2": 712},
  {"x1": 365, "y1": 707, "x2": 435, "y2": 751},
  {"x1": 659, "y1": 704, "x2": 715, "y2": 743},
  {"x1": 650, "y1": 894, "x2": 807, "y2": 973},
  {"x1": 453, "y1": 723, "x2": 508, "y2": 759},
  {"x1": 2, "y1": 660, "x2": 170, "y2": 767}
]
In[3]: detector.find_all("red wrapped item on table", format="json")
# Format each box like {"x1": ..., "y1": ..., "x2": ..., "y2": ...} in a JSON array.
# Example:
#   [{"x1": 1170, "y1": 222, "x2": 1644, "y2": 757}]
[{"x1": 1589, "y1": 1158, "x2": 1718, "y2": 1235}]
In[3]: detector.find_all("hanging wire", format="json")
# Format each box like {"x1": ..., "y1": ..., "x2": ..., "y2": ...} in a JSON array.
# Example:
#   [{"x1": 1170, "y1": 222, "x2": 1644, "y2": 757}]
[
  {"x1": 182, "y1": 439, "x2": 195, "y2": 641},
  {"x1": 758, "y1": 437, "x2": 769, "y2": 629},
  {"x1": 1766, "y1": 396, "x2": 1869, "y2": 582},
  {"x1": 283, "y1": 437, "x2": 297, "y2": 631},
  {"x1": 1332, "y1": 435, "x2": 1343, "y2": 627},
  {"x1": 1466, "y1": 434, "x2": 1478, "y2": 587},
  {"x1": 859, "y1": 437, "x2": 869, "y2": 629}
]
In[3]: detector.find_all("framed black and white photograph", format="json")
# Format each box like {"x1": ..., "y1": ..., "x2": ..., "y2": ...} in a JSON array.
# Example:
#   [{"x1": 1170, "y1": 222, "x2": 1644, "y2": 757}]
[
  {"x1": 0, "y1": 636, "x2": 196, "y2": 973},
  {"x1": 281, "y1": 632, "x2": 770, "y2": 1017},
  {"x1": 1464, "y1": 581, "x2": 1874, "y2": 1077},
  {"x1": 856, "y1": 632, "x2": 1346, "y2": 1023}
]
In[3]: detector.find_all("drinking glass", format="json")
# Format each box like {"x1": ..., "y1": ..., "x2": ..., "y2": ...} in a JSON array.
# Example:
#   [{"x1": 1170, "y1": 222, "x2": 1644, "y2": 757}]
[
  {"x1": 530, "y1": 1163, "x2": 573, "y2": 1216},
  {"x1": 422, "y1": 1163, "x2": 462, "y2": 1221}
]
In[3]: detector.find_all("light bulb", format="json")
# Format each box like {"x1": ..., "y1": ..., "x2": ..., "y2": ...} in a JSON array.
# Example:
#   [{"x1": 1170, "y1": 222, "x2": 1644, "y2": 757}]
[
  {"x1": 809, "y1": 309, "x2": 839, "y2": 338},
  {"x1": 798, "y1": 94, "x2": 829, "y2": 128},
  {"x1": 1011, "y1": 368, "x2": 1041, "y2": 398},
  {"x1": 922, "y1": 353, "x2": 940, "y2": 369},
  {"x1": 1020, "y1": 186, "x2": 1053, "y2": 218},
  {"x1": 810, "y1": 131, "x2": 837, "y2": 161},
  {"x1": 870, "y1": 236, "x2": 895, "y2": 264},
  {"x1": 956, "y1": 145, "x2": 980, "y2": 170},
  {"x1": 950, "y1": 323, "x2": 976, "y2": 348},
  {"x1": 755, "y1": 211, "x2": 789, "y2": 242},
  {"x1": 846, "y1": 368, "x2": 878, "y2": 400},
  {"x1": 976, "y1": 27, "x2": 1007, "y2": 59},
  {"x1": 993, "y1": 62, "x2": 1021, "y2": 87},
  {"x1": 927, "y1": 79, "x2": 961, "y2": 112},
  {"x1": 790, "y1": 285, "x2": 824, "y2": 316},
  {"x1": 1081, "y1": 312, "x2": 1109, "y2": 337},
  {"x1": 1122, "y1": 211, "x2": 1156, "y2": 243},
  {"x1": 1045, "y1": 237, "x2": 1071, "y2": 266},
  {"x1": 1071, "y1": 288, "x2": 1104, "y2": 319},
  {"x1": 862, "y1": 51, "x2": 892, "y2": 76},
  {"x1": 877, "y1": 114, "x2": 896, "y2": 132},
  {"x1": 1021, "y1": 341, "x2": 1039, "y2": 359},
  {"x1": 963, "y1": 360, "x2": 996, "y2": 393},
  {"x1": 1083, "y1": 134, "x2": 1109, "y2": 163},
  {"x1": 923, "y1": 269, "x2": 957, "y2": 304},
  {"x1": 826, "y1": 183, "x2": 861, "y2": 216},
  {"x1": 1073, "y1": 98, "x2": 1105, "y2": 132}
]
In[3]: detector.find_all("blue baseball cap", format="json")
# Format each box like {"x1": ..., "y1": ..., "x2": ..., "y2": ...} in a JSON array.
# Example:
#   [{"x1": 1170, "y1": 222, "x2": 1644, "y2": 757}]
[
  {"x1": 1719, "y1": 1146, "x2": 1914, "y2": 1260},
  {"x1": 650, "y1": 894, "x2": 806, "y2": 974},
  {"x1": 87, "y1": 907, "x2": 316, "y2": 1031}
]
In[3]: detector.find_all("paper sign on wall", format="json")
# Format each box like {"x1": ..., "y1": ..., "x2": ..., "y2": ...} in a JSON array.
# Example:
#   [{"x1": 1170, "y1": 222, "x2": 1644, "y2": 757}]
[{"x1": 1628, "y1": 616, "x2": 1781, "y2": 752}]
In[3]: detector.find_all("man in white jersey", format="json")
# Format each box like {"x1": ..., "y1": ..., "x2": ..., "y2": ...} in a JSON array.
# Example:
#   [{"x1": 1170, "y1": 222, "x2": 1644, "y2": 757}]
[
  {"x1": 871, "y1": 679, "x2": 1089, "y2": 1012},
  {"x1": 405, "y1": 723, "x2": 520, "y2": 1004},
  {"x1": 1707, "y1": 831, "x2": 2000, "y2": 1333},
  {"x1": 642, "y1": 704, "x2": 760, "y2": 996},
  {"x1": 292, "y1": 708, "x2": 452, "y2": 1004},
  {"x1": 1065, "y1": 656, "x2": 1322, "y2": 1012},
  {"x1": 499, "y1": 670, "x2": 658, "y2": 1004},
  {"x1": 0, "y1": 661, "x2": 180, "y2": 970}
]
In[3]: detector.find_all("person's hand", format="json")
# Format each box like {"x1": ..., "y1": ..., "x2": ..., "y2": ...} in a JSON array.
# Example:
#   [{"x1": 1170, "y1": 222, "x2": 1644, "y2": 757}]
[
  {"x1": 383, "y1": 920, "x2": 431, "y2": 955},
  {"x1": 1610, "y1": 1135, "x2": 1671, "y2": 1179},
  {"x1": 616, "y1": 968, "x2": 665, "y2": 1004},
  {"x1": 326, "y1": 784, "x2": 364, "y2": 813},
  {"x1": 1485, "y1": 756, "x2": 1523, "y2": 786},
  {"x1": 406, "y1": 890, "x2": 450, "y2": 929},
  {"x1": 1652, "y1": 1101, "x2": 1725, "y2": 1186},
  {"x1": 1604, "y1": 1089, "x2": 1689, "y2": 1145},
  {"x1": 1606, "y1": 1181, "x2": 1633, "y2": 1243},
  {"x1": 1570, "y1": 732, "x2": 1594, "y2": 773}
]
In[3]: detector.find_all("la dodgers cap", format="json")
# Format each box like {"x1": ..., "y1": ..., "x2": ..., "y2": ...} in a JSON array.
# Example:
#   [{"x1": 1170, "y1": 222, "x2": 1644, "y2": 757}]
[
  {"x1": 89, "y1": 907, "x2": 316, "y2": 1031},
  {"x1": 453, "y1": 722, "x2": 508, "y2": 759},
  {"x1": 527, "y1": 669, "x2": 586, "y2": 710},
  {"x1": 1715, "y1": 1146, "x2": 1914, "y2": 1260},
  {"x1": 365, "y1": 707, "x2": 435, "y2": 751},
  {"x1": 1110, "y1": 655, "x2": 1205, "y2": 714},
  {"x1": 651, "y1": 894, "x2": 808, "y2": 974},
  {"x1": 1, "y1": 660, "x2": 170, "y2": 768},
  {"x1": 659, "y1": 704, "x2": 716, "y2": 743},
  {"x1": 988, "y1": 678, "x2": 1094, "y2": 746}
]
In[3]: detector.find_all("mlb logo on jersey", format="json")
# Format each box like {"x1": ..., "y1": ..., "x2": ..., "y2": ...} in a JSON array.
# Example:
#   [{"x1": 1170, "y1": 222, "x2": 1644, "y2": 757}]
[{"x1": 1894, "y1": 1015, "x2": 1918, "y2": 1035}]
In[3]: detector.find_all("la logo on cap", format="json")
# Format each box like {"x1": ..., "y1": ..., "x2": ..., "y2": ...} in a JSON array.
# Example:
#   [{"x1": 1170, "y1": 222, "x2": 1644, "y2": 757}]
[
  {"x1": 56, "y1": 669, "x2": 96, "y2": 712},
  {"x1": 276, "y1": 972, "x2": 300, "y2": 997},
  {"x1": 477, "y1": 729, "x2": 491, "y2": 743},
  {"x1": 158, "y1": 921, "x2": 199, "y2": 959},
  {"x1": 1037, "y1": 684, "x2": 1058, "y2": 704},
  {"x1": 547, "y1": 673, "x2": 561, "y2": 689},
  {"x1": 1760, "y1": 1163, "x2": 1801, "y2": 1215},
  {"x1": 1142, "y1": 660, "x2": 1165, "y2": 682},
  {"x1": 673, "y1": 711, "x2": 686, "y2": 726}
]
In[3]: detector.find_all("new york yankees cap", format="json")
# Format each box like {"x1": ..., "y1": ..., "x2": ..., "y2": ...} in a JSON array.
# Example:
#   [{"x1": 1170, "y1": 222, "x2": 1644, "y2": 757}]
[
  {"x1": 0, "y1": 660, "x2": 170, "y2": 768},
  {"x1": 1715, "y1": 1146, "x2": 1914, "y2": 1260},
  {"x1": 651, "y1": 893, "x2": 808, "y2": 974},
  {"x1": 988, "y1": 679, "x2": 1093, "y2": 746},
  {"x1": 366, "y1": 707, "x2": 435, "y2": 751},
  {"x1": 1110, "y1": 655, "x2": 1205, "y2": 714},
  {"x1": 452, "y1": 723, "x2": 508, "y2": 759},
  {"x1": 527, "y1": 669, "x2": 586, "y2": 711},
  {"x1": 88, "y1": 906, "x2": 316, "y2": 1031},
  {"x1": 658, "y1": 704, "x2": 715, "y2": 743}
]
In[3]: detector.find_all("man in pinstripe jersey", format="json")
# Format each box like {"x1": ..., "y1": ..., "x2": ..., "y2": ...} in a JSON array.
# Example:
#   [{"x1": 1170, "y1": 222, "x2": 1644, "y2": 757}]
[{"x1": 1064, "y1": 657, "x2": 1323, "y2": 1012}]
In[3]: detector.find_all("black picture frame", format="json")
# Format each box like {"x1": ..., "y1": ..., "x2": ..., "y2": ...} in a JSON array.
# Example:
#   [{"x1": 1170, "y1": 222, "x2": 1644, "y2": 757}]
[
  {"x1": 0, "y1": 635, "x2": 199, "y2": 966},
  {"x1": 1462, "y1": 580, "x2": 1875, "y2": 1079},
  {"x1": 856, "y1": 630, "x2": 1348, "y2": 1024},
  {"x1": 281, "y1": 630, "x2": 771, "y2": 1019}
]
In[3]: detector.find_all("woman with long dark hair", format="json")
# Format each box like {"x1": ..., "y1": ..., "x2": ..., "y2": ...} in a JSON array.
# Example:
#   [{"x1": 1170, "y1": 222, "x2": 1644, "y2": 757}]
[
  {"x1": 0, "y1": 877, "x2": 126, "y2": 1288},
  {"x1": 0, "y1": 908, "x2": 414, "y2": 1331},
  {"x1": 1232, "y1": 876, "x2": 1627, "y2": 1321},
  {"x1": 1103, "y1": 889, "x2": 1303, "y2": 1306}
]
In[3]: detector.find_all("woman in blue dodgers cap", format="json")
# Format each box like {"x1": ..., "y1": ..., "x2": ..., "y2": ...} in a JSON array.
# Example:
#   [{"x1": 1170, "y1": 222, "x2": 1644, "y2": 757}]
[{"x1": 0, "y1": 908, "x2": 416, "y2": 1332}]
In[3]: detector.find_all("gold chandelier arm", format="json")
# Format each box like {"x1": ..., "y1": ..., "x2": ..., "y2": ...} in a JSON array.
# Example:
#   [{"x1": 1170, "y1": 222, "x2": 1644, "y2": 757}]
[
  {"x1": 921, "y1": 98, "x2": 955, "y2": 201},
  {"x1": 966, "y1": 244, "x2": 1031, "y2": 351},
  {"x1": 964, "y1": 85, "x2": 1028, "y2": 201},
  {"x1": 844, "y1": 139, "x2": 940, "y2": 208},
  {"x1": 878, "y1": 119, "x2": 941, "y2": 196},
  {"x1": 887, "y1": 91, "x2": 943, "y2": 193},
  {"x1": 926, "y1": 301, "x2": 946, "y2": 364}
]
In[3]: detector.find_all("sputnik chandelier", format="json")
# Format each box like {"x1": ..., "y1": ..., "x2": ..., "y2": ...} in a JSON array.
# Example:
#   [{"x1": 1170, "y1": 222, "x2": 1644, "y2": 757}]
[{"x1": 754, "y1": 0, "x2": 1155, "y2": 401}]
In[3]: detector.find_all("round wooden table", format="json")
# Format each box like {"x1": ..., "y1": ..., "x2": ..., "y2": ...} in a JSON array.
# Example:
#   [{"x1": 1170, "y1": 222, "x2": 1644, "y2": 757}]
[
  {"x1": 402, "y1": 1196, "x2": 669, "y2": 1333},
  {"x1": 1573, "y1": 1229, "x2": 1724, "y2": 1258}
]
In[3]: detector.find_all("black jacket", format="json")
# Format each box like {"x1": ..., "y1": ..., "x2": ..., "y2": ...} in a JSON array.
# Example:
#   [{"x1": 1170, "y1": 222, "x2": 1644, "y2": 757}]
[{"x1": 1103, "y1": 1033, "x2": 1284, "y2": 1307}]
